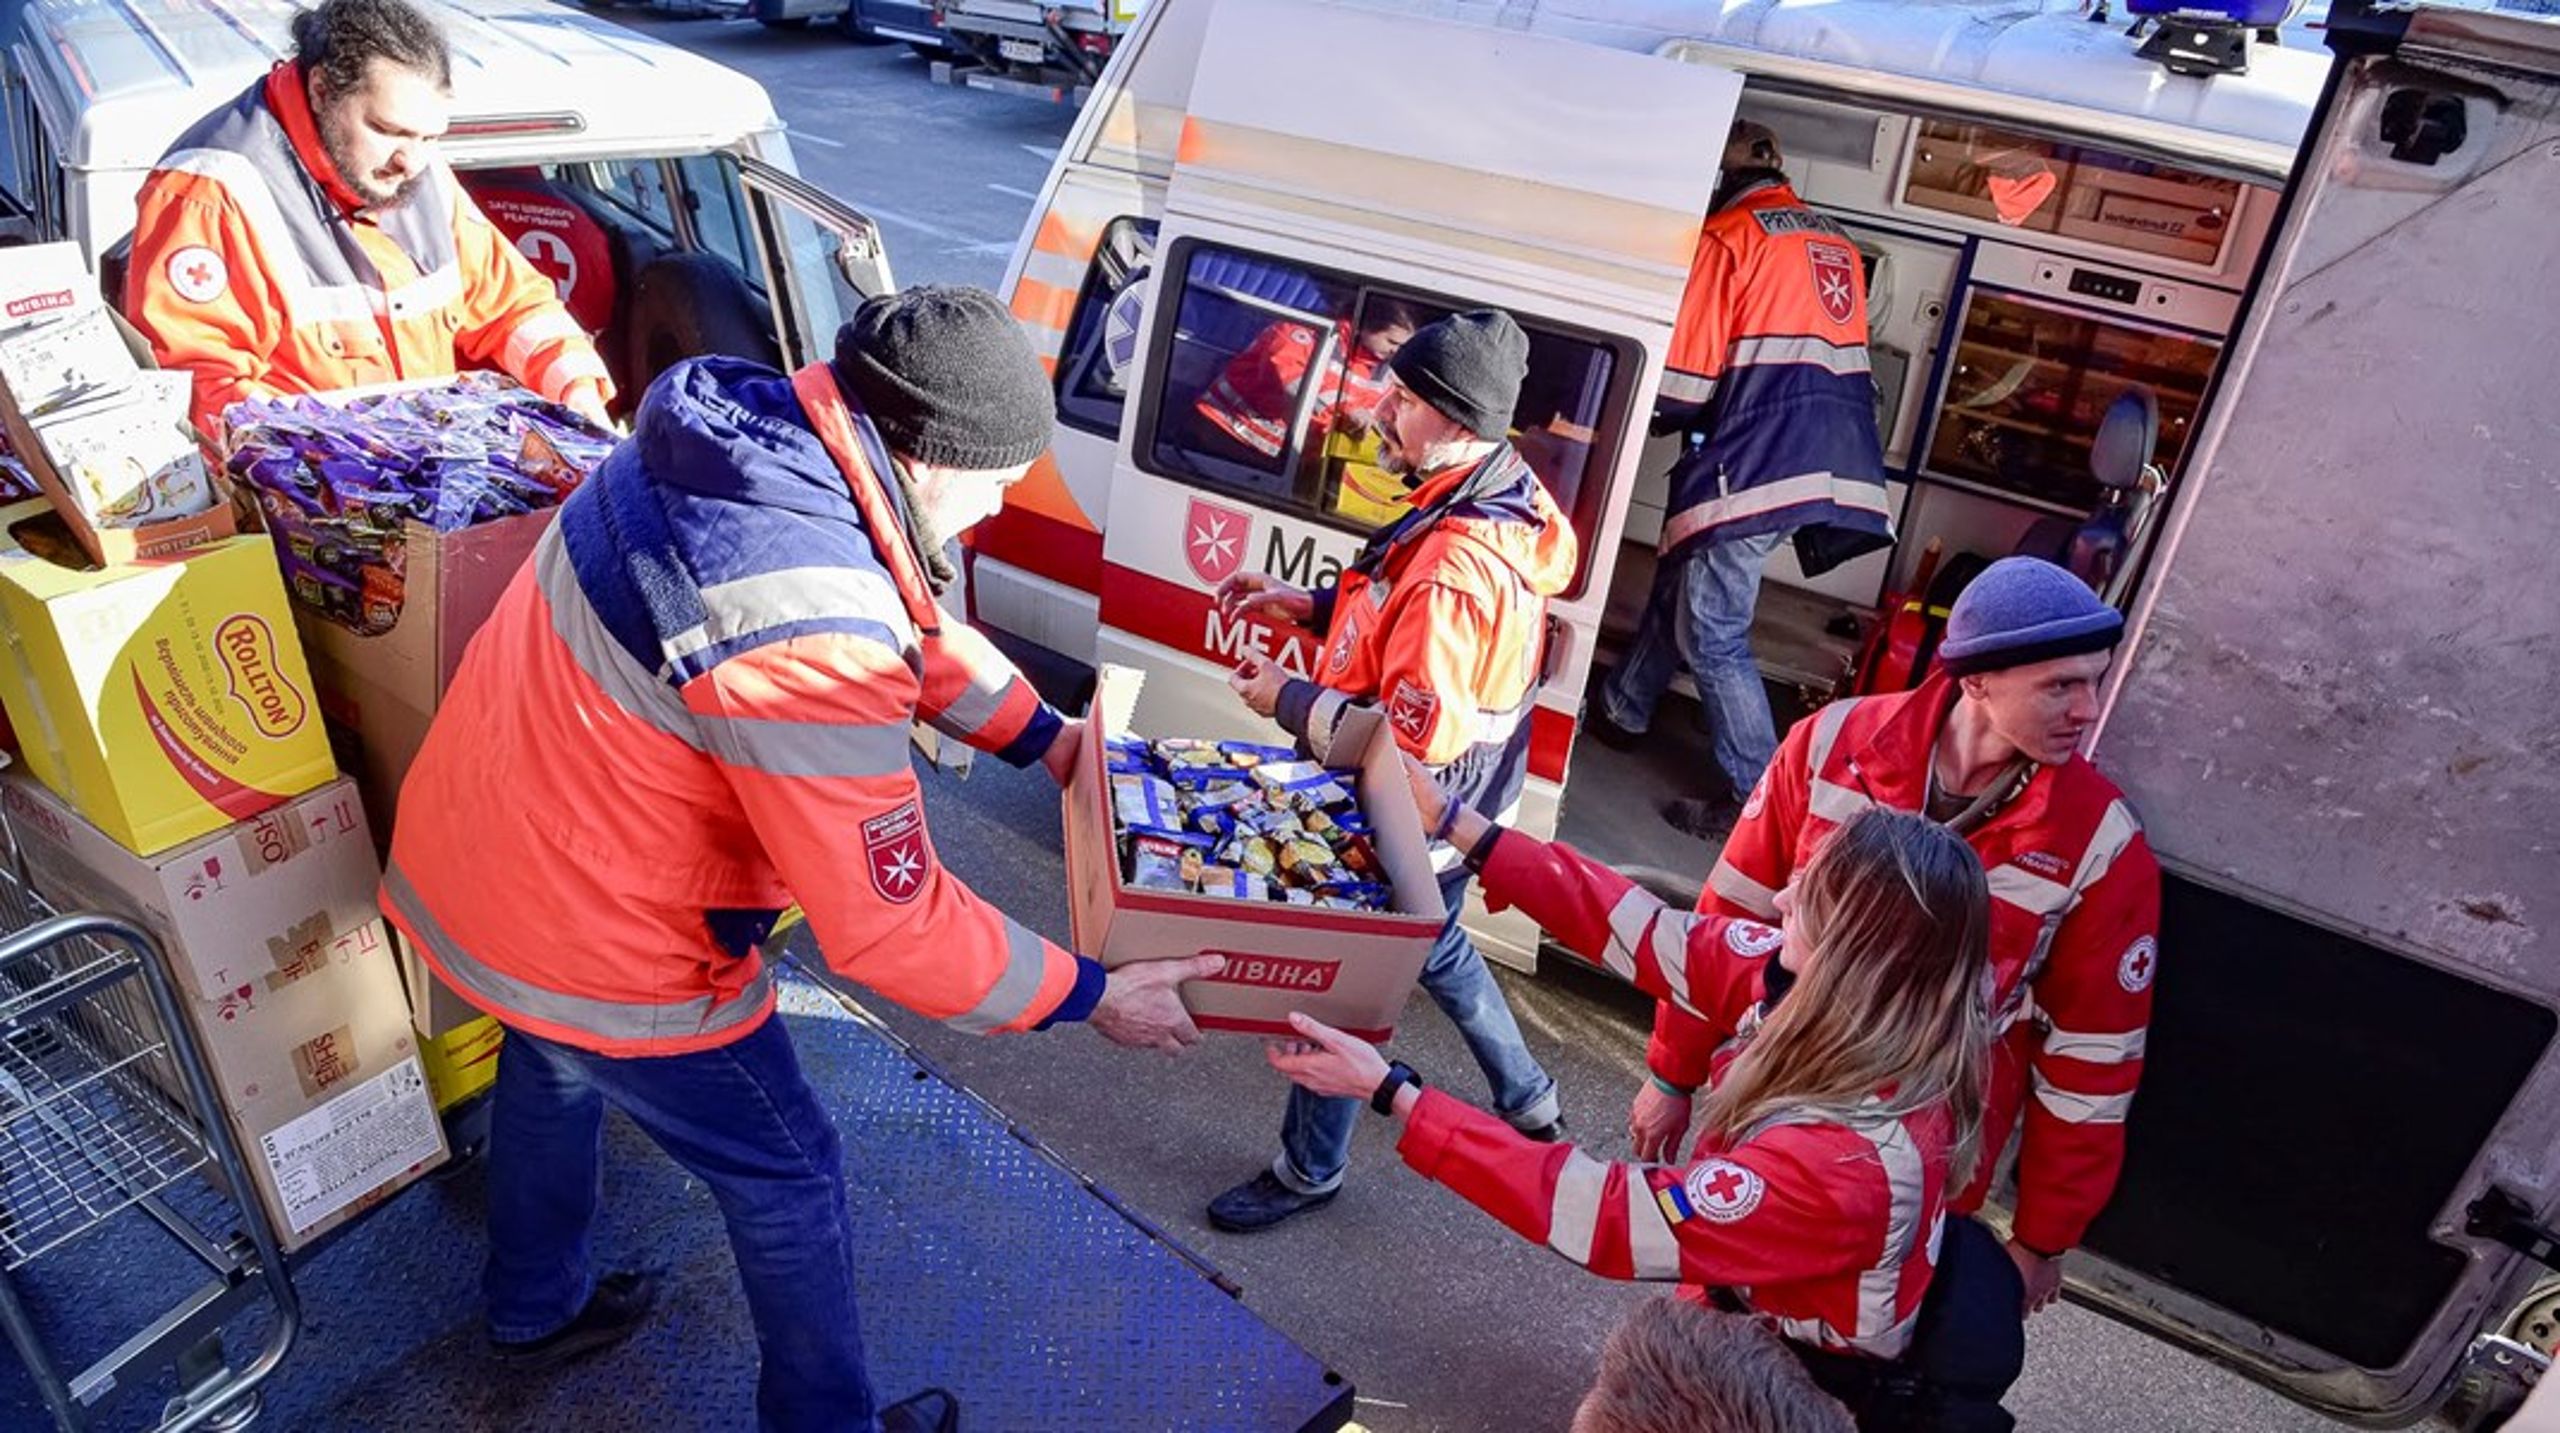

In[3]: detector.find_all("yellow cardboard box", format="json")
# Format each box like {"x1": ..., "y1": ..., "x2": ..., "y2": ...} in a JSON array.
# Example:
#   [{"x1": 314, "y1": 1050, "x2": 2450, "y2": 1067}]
[
  {"x1": 419, "y1": 1015, "x2": 503, "y2": 1111},
  {"x1": 0, "y1": 499, "x2": 336, "y2": 855}
]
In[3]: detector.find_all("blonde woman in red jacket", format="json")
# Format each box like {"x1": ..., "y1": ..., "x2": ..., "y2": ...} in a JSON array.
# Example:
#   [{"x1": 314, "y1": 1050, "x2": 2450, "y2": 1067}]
[{"x1": 1271, "y1": 797, "x2": 2019, "y2": 1429}]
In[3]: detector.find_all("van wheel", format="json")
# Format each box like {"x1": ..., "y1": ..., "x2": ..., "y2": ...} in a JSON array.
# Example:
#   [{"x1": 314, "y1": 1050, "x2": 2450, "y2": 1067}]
[
  {"x1": 621, "y1": 253, "x2": 782, "y2": 400},
  {"x1": 836, "y1": 7, "x2": 883, "y2": 40}
]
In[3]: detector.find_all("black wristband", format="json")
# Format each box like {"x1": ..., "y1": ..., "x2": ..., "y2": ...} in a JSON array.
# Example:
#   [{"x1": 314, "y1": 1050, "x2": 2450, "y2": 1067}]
[{"x1": 1371, "y1": 1060, "x2": 1422, "y2": 1115}]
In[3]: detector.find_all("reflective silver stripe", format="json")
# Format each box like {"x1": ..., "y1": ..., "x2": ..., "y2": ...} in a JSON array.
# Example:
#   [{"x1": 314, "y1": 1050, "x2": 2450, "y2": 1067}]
[
  {"x1": 1662, "y1": 470, "x2": 1894, "y2": 553},
  {"x1": 1707, "y1": 860, "x2": 1781, "y2": 918},
  {"x1": 1625, "y1": 1173, "x2": 1685, "y2": 1280},
  {"x1": 1545, "y1": 1148, "x2": 1611, "y2": 1267},
  {"x1": 662, "y1": 566, "x2": 905, "y2": 669},
  {"x1": 1601, "y1": 887, "x2": 1650, "y2": 983},
  {"x1": 931, "y1": 669, "x2": 1015, "y2": 740},
  {"x1": 386, "y1": 861, "x2": 772, "y2": 1043},
  {"x1": 1808, "y1": 777, "x2": 1872, "y2": 825},
  {"x1": 1806, "y1": 697, "x2": 1864, "y2": 776},
  {"x1": 697, "y1": 713, "x2": 912, "y2": 778},
  {"x1": 533, "y1": 528, "x2": 705, "y2": 749},
  {"x1": 1305, "y1": 688, "x2": 1355, "y2": 763},
  {"x1": 382, "y1": 258, "x2": 463, "y2": 318},
  {"x1": 2043, "y1": 1024, "x2": 2148, "y2": 1064},
  {"x1": 1852, "y1": 1112, "x2": 1928, "y2": 1359},
  {"x1": 1647, "y1": 909, "x2": 1694, "y2": 1010},
  {"x1": 502, "y1": 307, "x2": 590, "y2": 375},
  {"x1": 1726, "y1": 334, "x2": 1873, "y2": 377},
  {"x1": 2032, "y1": 1072, "x2": 2134, "y2": 1125},
  {"x1": 1772, "y1": 1312, "x2": 1842, "y2": 1350},
  {"x1": 1987, "y1": 864, "x2": 2075, "y2": 918},
  {"x1": 2074, "y1": 800, "x2": 2145, "y2": 893},
  {"x1": 157, "y1": 148, "x2": 378, "y2": 323},
  {"x1": 1657, "y1": 369, "x2": 1718, "y2": 405},
  {"x1": 945, "y1": 919, "x2": 1053, "y2": 1034}
]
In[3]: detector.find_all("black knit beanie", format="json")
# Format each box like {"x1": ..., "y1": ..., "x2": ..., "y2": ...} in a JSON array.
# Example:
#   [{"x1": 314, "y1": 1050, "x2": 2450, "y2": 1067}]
[
  {"x1": 1385, "y1": 309, "x2": 1529, "y2": 439},
  {"x1": 831, "y1": 285, "x2": 1054, "y2": 470}
]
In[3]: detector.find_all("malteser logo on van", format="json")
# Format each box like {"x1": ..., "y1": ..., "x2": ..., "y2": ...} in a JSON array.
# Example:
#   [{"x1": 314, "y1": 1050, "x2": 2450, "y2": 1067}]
[
  {"x1": 217, "y1": 615, "x2": 309, "y2": 739},
  {"x1": 1183, "y1": 495, "x2": 1250, "y2": 586},
  {"x1": 4, "y1": 287, "x2": 76, "y2": 320}
]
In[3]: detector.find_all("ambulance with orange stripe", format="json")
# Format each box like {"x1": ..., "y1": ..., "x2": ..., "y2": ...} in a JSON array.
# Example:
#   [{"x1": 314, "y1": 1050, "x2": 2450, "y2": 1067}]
[
  {"x1": 977, "y1": 0, "x2": 2327, "y2": 968},
  {"x1": 981, "y1": 0, "x2": 2560, "y2": 1426}
]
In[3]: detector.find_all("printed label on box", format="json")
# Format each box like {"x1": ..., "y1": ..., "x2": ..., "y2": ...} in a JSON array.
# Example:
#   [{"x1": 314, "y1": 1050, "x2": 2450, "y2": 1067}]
[
  {"x1": 1206, "y1": 953, "x2": 1340, "y2": 993},
  {"x1": 259, "y1": 1056, "x2": 440, "y2": 1235},
  {"x1": 266, "y1": 911, "x2": 336, "y2": 989},
  {"x1": 290, "y1": 1022, "x2": 361, "y2": 1097}
]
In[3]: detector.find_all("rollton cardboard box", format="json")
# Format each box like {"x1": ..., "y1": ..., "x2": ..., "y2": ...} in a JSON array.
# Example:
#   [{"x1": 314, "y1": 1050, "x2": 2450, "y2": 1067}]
[
  {"x1": 1, "y1": 771, "x2": 448, "y2": 1250},
  {"x1": 0, "y1": 500, "x2": 336, "y2": 855},
  {"x1": 1060, "y1": 664, "x2": 1444, "y2": 1042}
]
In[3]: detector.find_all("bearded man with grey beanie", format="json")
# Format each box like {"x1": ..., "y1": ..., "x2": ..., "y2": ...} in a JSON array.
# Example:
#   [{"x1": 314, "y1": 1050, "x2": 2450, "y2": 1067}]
[
  {"x1": 1212, "y1": 308, "x2": 1578, "y2": 1231},
  {"x1": 385, "y1": 285, "x2": 1222, "y2": 1433},
  {"x1": 1636, "y1": 556, "x2": 2161, "y2": 1352}
]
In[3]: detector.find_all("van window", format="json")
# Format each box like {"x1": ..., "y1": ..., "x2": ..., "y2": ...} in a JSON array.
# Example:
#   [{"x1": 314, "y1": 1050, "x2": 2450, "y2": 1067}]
[
  {"x1": 678, "y1": 155, "x2": 762, "y2": 293},
  {"x1": 588, "y1": 159, "x2": 680, "y2": 240},
  {"x1": 1054, "y1": 216, "x2": 1158, "y2": 438},
  {"x1": 1138, "y1": 240, "x2": 1630, "y2": 588}
]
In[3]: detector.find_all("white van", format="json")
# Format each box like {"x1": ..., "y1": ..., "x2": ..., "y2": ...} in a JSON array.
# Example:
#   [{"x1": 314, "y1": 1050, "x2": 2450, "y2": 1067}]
[
  {"x1": 979, "y1": 0, "x2": 2560, "y2": 1425},
  {"x1": 0, "y1": 0, "x2": 895, "y2": 397}
]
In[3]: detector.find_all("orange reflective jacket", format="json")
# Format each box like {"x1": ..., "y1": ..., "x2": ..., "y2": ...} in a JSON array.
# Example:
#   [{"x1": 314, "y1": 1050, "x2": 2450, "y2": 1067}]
[
  {"x1": 383, "y1": 358, "x2": 1102, "y2": 1058},
  {"x1": 125, "y1": 64, "x2": 611, "y2": 436}
]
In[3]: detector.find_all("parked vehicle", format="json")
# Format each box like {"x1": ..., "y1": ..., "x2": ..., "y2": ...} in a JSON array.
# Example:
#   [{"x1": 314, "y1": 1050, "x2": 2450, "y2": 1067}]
[{"x1": 0, "y1": 0, "x2": 893, "y2": 403}]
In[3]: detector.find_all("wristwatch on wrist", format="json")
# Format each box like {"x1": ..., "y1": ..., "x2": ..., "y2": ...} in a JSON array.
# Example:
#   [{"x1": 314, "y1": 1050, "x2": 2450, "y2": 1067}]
[{"x1": 1371, "y1": 1060, "x2": 1423, "y2": 1115}]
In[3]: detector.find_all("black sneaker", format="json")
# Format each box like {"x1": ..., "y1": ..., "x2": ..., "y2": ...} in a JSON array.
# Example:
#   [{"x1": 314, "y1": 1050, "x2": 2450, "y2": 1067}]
[
  {"x1": 1662, "y1": 796, "x2": 1741, "y2": 841},
  {"x1": 488, "y1": 1271, "x2": 660, "y2": 1370},
  {"x1": 1518, "y1": 1115, "x2": 1567, "y2": 1144},
  {"x1": 1207, "y1": 1171, "x2": 1339, "y2": 1233},
  {"x1": 881, "y1": 1387, "x2": 960, "y2": 1433}
]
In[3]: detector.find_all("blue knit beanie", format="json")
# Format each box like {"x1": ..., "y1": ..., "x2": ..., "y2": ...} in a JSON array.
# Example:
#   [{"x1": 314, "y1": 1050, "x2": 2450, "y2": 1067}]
[{"x1": 1938, "y1": 557, "x2": 2125, "y2": 675}]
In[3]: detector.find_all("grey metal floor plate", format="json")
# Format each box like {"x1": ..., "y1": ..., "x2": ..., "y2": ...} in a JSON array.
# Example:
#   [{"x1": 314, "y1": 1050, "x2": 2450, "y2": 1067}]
[{"x1": 0, "y1": 974, "x2": 1354, "y2": 1432}]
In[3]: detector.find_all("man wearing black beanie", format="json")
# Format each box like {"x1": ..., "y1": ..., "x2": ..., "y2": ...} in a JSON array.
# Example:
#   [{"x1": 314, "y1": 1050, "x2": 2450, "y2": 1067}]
[
  {"x1": 1208, "y1": 308, "x2": 1576, "y2": 1231},
  {"x1": 385, "y1": 285, "x2": 1224, "y2": 1433}
]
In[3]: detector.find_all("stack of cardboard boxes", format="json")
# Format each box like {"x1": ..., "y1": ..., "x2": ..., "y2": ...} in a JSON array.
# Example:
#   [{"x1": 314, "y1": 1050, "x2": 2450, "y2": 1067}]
[{"x1": 0, "y1": 246, "x2": 570, "y2": 1247}]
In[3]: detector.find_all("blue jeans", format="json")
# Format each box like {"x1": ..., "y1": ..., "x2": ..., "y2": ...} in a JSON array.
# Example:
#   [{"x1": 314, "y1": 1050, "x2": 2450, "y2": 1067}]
[
  {"x1": 1275, "y1": 868, "x2": 1560, "y2": 1194},
  {"x1": 1602, "y1": 530, "x2": 1787, "y2": 800},
  {"x1": 484, "y1": 1017, "x2": 876, "y2": 1432}
]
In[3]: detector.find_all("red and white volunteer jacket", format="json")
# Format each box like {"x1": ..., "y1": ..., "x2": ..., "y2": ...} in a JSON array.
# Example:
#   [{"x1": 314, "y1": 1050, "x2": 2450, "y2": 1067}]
[
  {"x1": 1651, "y1": 675, "x2": 2161, "y2": 1255},
  {"x1": 126, "y1": 64, "x2": 611, "y2": 435},
  {"x1": 1395, "y1": 829, "x2": 1953, "y2": 1359}
]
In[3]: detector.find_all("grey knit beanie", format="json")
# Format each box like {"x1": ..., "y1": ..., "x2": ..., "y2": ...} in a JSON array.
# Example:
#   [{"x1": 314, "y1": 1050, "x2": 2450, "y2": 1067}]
[
  {"x1": 1385, "y1": 309, "x2": 1529, "y2": 439},
  {"x1": 832, "y1": 285, "x2": 1053, "y2": 470},
  {"x1": 1939, "y1": 557, "x2": 2125, "y2": 675}
]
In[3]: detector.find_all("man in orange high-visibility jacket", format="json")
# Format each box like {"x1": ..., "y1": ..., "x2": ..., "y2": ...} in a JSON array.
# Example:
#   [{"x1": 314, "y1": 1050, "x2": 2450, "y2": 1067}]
[
  {"x1": 384, "y1": 287, "x2": 1217, "y2": 1432},
  {"x1": 124, "y1": 0, "x2": 613, "y2": 437},
  {"x1": 1633, "y1": 558, "x2": 2161, "y2": 1328},
  {"x1": 1210, "y1": 309, "x2": 1576, "y2": 1233},
  {"x1": 1593, "y1": 120, "x2": 1891, "y2": 839}
]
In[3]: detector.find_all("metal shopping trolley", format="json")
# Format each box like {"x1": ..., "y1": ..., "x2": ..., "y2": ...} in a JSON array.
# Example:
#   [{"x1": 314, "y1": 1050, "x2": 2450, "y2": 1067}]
[{"x1": 0, "y1": 832, "x2": 299, "y2": 1431}]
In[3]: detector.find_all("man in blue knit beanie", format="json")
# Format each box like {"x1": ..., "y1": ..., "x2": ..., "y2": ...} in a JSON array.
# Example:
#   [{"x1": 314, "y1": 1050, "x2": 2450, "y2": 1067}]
[{"x1": 1637, "y1": 556, "x2": 2161, "y2": 1359}]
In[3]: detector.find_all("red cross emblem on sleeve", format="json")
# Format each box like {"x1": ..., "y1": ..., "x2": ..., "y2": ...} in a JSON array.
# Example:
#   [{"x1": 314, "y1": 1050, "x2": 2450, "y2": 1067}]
[{"x1": 1685, "y1": 1158, "x2": 1766, "y2": 1224}]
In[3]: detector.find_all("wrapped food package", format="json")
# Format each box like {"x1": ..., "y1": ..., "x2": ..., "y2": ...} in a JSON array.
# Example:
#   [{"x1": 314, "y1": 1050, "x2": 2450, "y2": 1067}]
[
  {"x1": 34, "y1": 372, "x2": 216, "y2": 529},
  {"x1": 225, "y1": 373, "x2": 616, "y2": 635},
  {"x1": 1110, "y1": 735, "x2": 1393, "y2": 911}
]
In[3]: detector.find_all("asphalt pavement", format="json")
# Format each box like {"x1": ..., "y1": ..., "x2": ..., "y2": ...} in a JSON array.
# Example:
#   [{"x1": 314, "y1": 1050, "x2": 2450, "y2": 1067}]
[{"x1": 603, "y1": 9, "x2": 2365, "y2": 1429}]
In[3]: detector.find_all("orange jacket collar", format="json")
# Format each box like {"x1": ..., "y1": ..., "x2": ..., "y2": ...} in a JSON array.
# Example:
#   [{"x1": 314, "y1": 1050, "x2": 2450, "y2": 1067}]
[
  {"x1": 788, "y1": 362, "x2": 943, "y2": 636},
  {"x1": 263, "y1": 62, "x2": 369, "y2": 216}
]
